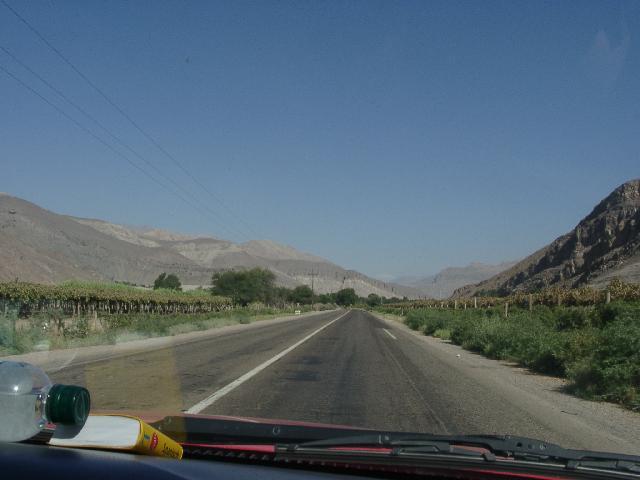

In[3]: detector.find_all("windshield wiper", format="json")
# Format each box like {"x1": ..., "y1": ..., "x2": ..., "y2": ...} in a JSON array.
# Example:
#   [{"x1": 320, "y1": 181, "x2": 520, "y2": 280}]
[
  {"x1": 153, "y1": 417, "x2": 640, "y2": 477},
  {"x1": 277, "y1": 433, "x2": 640, "y2": 476}
]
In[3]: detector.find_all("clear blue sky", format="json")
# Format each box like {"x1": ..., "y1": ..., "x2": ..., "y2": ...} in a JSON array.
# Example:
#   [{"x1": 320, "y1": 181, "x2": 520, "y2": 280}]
[{"x1": 1, "y1": 1, "x2": 639, "y2": 280}]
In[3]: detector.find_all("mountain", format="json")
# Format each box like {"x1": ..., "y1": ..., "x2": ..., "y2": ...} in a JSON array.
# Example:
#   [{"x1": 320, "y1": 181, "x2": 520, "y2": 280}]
[
  {"x1": 394, "y1": 261, "x2": 517, "y2": 299},
  {"x1": 454, "y1": 179, "x2": 640, "y2": 297},
  {"x1": 0, "y1": 194, "x2": 419, "y2": 298}
]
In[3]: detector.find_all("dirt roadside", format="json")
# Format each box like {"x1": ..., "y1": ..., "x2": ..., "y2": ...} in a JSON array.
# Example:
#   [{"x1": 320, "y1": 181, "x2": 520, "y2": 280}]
[
  {"x1": 370, "y1": 310, "x2": 640, "y2": 455},
  {"x1": 1, "y1": 310, "x2": 339, "y2": 373}
]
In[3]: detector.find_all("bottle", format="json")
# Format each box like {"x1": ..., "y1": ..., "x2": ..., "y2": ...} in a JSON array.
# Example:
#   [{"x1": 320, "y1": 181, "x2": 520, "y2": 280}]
[{"x1": 0, "y1": 360, "x2": 90, "y2": 442}]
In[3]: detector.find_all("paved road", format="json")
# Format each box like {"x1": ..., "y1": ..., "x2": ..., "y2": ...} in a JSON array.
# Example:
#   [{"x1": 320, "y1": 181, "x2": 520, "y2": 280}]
[{"x1": 48, "y1": 309, "x2": 640, "y2": 455}]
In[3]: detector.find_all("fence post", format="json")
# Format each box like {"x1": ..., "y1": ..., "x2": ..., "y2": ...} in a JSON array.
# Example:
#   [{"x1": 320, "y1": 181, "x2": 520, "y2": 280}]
[
  {"x1": 473, "y1": 297, "x2": 477, "y2": 309},
  {"x1": 454, "y1": 300, "x2": 458, "y2": 310},
  {"x1": 606, "y1": 290, "x2": 611, "y2": 304},
  {"x1": 528, "y1": 294, "x2": 533, "y2": 312},
  {"x1": 504, "y1": 302, "x2": 509, "y2": 318}
]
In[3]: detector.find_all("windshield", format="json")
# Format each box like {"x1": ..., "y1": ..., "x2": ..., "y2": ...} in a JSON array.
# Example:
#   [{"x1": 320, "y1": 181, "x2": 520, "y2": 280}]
[{"x1": 1, "y1": 0, "x2": 639, "y2": 459}]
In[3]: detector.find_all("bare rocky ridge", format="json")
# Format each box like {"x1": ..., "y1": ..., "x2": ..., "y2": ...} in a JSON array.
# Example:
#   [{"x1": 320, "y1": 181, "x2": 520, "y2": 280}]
[
  {"x1": 0, "y1": 194, "x2": 419, "y2": 298},
  {"x1": 455, "y1": 179, "x2": 640, "y2": 297}
]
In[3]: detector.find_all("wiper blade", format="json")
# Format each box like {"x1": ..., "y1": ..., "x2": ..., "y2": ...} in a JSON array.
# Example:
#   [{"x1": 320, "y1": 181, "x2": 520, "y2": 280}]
[
  {"x1": 284, "y1": 433, "x2": 482, "y2": 457},
  {"x1": 281, "y1": 433, "x2": 640, "y2": 475},
  {"x1": 290, "y1": 433, "x2": 552, "y2": 453},
  {"x1": 153, "y1": 417, "x2": 640, "y2": 476}
]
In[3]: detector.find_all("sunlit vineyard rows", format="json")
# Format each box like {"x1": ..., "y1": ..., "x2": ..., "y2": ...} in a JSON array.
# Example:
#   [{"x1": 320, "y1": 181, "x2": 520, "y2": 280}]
[
  {"x1": 382, "y1": 279, "x2": 640, "y2": 311},
  {"x1": 0, "y1": 281, "x2": 231, "y2": 316}
]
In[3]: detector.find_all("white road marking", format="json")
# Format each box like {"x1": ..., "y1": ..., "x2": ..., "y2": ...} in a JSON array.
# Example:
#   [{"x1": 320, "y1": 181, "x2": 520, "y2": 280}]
[
  {"x1": 383, "y1": 328, "x2": 397, "y2": 340},
  {"x1": 186, "y1": 310, "x2": 350, "y2": 414}
]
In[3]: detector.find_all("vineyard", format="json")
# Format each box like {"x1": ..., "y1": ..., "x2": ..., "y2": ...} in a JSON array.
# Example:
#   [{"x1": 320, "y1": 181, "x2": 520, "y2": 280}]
[
  {"x1": 382, "y1": 280, "x2": 640, "y2": 311},
  {"x1": 375, "y1": 280, "x2": 640, "y2": 410},
  {"x1": 0, "y1": 281, "x2": 231, "y2": 317}
]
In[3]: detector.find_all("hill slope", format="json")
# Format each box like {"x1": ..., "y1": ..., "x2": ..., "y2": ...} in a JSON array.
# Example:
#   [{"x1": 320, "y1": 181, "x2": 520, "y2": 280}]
[
  {"x1": 0, "y1": 194, "x2": 419, "y2": 298},
  {"x1": 0, "y1": 194, "x2": 212, "y2": 285},
  {"x1": 395, "y1": 261, "x2": 517, "y2": 299},
  {"x1": 455, "y1": 179, "x2": 640, "y2": 297}
]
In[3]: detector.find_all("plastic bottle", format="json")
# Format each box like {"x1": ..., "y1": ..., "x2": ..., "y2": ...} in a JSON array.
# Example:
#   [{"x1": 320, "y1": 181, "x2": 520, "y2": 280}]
[{"x1": 0, "y1": 360, "x2": 90, "y2": 442}]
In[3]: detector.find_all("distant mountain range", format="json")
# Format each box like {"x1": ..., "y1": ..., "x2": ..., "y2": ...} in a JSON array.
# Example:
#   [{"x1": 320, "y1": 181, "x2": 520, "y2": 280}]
[
  {"x1": 7, "y1": 179, "x2": 636, "y2": 301},
  {"x1": 455, "y1": 179, "x2": 640, "y2": 297},
  {"x1": 0, "y1": 194, "x2": 420, "y2": 298},
  {"x1": 393, "y1": 261, "x2": 517, "y2": 299}
]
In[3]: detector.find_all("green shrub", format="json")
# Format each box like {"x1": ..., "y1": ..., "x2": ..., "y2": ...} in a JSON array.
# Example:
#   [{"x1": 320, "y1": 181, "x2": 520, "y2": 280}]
[
  {"x1": 594, "y1": 301, "x2": 640, "y2": 328},
  {"x1": 567, "y1": 317, "x2": 640, "y2": 407},
  {"x1": 433, "y1": 328, "x2": 451, "y2": 340},
  {"x1": 405, "y1": 311, "x2": 428, "y2": 331},
  {"x1": 554, "y1": 308, "x2": 592, "y2": 331},
  {"x1": 237, "y1": 312, "x2": 251, "y2": 324},
  {"x1": 399, "y1": 302, "x2": 640, "y2": 408}
]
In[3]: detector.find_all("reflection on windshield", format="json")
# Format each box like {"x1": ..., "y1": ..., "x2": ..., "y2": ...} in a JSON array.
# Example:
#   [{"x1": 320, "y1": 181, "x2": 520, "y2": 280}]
[{"x1": 1, "y1": 0, "x2": 639, "y2": 458}]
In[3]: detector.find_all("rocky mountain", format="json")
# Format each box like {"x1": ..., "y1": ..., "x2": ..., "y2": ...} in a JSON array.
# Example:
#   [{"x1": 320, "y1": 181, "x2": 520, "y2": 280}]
[
  {"x1": 455, "y1": 179, "x2": 640, "y2": 297},
  {"x1": 394, "y1": 261, "x2": 517, "y2": 299},
  {"x1": 0, "y1": 194, "x2": 419, "y2": 298}
]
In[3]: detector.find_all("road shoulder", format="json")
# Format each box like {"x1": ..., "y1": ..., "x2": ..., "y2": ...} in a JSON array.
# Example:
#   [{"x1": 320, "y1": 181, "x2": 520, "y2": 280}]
[
  {"x1": 368, "y1": 310, "x2": 640, "y2": 455},
  {"x1": 1, "y1": 309, "x2": 340, "y2": 373}
]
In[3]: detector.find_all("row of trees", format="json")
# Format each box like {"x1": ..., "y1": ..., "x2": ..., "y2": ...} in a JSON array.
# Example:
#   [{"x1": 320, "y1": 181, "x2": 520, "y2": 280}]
[
  {"x1": 153, "y1": 273, "x2": 182, "y2": 291},
  {"x1": 153, "y1": 268, "x2": 402, "y2": 307},
  {"x1": 209, "y1": 268, "x2": 393, "y2": 307}
]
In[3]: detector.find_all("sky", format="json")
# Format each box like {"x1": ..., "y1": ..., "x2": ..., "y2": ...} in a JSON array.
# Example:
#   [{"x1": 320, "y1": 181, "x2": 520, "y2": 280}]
[{"x1": 1, "y1": 1, "x2": 639, "y2": 280}]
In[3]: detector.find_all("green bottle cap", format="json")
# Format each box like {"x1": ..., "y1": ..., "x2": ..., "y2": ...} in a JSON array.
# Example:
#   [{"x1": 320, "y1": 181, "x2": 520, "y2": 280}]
[{"x1": 46, "y1": 384, "x2": 91, "y2": 426}]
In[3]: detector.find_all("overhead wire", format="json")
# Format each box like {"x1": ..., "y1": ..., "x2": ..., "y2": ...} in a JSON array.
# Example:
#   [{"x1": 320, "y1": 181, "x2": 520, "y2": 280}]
[
  {"x1": 0, "y1": 43, "x2": 249, "y2": 240},
  {"x1": 0, "y1": 60, "x2": 243, "y2": 239},
  {"x1": 1, "y1": 0, "x2": 263, "y2": 241}
]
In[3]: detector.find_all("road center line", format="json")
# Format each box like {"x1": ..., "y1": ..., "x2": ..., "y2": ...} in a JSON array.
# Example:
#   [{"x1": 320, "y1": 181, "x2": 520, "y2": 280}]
[
  {"x1": 186, "y1": 310, "x2": 350, "y2": 414},
  {"x1": 383, "y1": 328, "x2": 397, "y2": 340}
]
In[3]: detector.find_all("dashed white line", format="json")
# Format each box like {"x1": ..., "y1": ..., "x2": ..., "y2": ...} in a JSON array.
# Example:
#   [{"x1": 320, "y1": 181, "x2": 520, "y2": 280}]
[
  {"x1": 186, "y1": 310, "x2": 350, "y2": 414},
  {"x1": 383, "y1": 328, "x2": 397, "y2": 340}
]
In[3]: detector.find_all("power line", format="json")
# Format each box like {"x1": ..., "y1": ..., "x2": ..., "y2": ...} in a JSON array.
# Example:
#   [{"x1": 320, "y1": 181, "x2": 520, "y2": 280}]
[
  {"x1": 0, "y1": 43, "x2": 249, "y2": 240},
  {"x1": 1, "y1": 0, "x2": 263, "y2": 241},
  {"x1": 0, "y1": 61, "x2": 242, "y2": 237}
]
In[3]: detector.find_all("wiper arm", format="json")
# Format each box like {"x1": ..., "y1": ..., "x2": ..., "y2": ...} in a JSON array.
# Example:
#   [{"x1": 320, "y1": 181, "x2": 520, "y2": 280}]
[
  {"x1": 153, "y1": 417, "x2": 640, "y2": 476},
  {"x1": 284, "y1": 433, "x2": 483, "y2": 457},
  {"x1": 281, "y1": 433, "x2": 640, "y2": 475},
  {"x1": 289, "y1": 433, "x2": 558, "y2": 455},
  {"x1": 284, "y1": 433, "x2": 464, "y2": 452}
]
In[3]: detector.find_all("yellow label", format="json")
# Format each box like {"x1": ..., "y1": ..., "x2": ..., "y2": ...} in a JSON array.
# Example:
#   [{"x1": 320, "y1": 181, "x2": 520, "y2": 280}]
[{"x1": 137, "y1": 419, "x2": 183, "y2": 459}]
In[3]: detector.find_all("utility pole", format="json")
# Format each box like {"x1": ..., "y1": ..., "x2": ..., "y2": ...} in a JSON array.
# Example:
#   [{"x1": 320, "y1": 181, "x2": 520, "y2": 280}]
[{"x1": 309, "y1": 268, "x2": 319, "y2": 296}]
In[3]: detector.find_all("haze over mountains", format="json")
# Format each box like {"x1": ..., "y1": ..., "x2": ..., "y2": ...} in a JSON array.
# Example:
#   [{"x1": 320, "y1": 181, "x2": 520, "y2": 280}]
[
  {"x1": 0, "y1": 194, "x2": 419, "y2": 298},
  {"x1": 3, "y1": 180, "x2": 638, "y2": 300},
  {"x1": 455, "y1": 179, "x2": 640, "y2": 297},
  {"x1": 393, "y1": 261, "x2": 517, "y2": 299}
]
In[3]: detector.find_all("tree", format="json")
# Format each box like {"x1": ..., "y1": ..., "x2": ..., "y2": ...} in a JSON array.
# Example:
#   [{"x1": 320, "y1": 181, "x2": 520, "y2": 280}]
[
  {"x1": 153, "y1": 273, "x2": 167, "y2": 290},
  {"x1": 289, "y1": 285, "x2": 313, "y2": 305},
  {"x1": 366, "y1": 293, "x2": 382, "y2": 307},
  {"x1": 153, "y1": 272, "x2": 182, "y2": 291},
  {"x1": 317, "y1": 293, "x2": 336, "y2": 304},
  {"x1": 163, "y1": 274, "x2": 182, "y2": 291},
  {"x1": 211, "y1": 268, "x2": 276, "y2": 306},
  {"x1": 270, "y1": 286, "x2": 292, "y2": 307},
  {"x1": 335, "y1": 288, "x2": 358, "y2": 306}
]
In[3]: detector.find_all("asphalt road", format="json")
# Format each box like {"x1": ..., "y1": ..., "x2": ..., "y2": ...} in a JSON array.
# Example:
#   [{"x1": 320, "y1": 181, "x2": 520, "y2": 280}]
[{"x1": 48, "y1": 309, "x2": 640, "y2": 455}]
